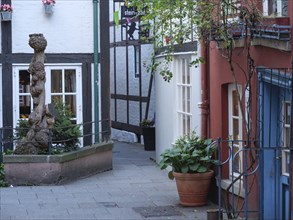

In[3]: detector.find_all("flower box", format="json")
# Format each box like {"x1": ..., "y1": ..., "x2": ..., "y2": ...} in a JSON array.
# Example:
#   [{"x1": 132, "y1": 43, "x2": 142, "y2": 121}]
[
  {"x1": 44, "y1": 4, "x2": 53, "y2": 14},
  {"x1": 0, "y1": 4, "x2": 13, "y2": 21},
  {"x1": 1, "y1": 11, "x2": 12, "y2": 21},
  {"x1": 42, "y1": 0, "x2": 55, "y2": 15}
]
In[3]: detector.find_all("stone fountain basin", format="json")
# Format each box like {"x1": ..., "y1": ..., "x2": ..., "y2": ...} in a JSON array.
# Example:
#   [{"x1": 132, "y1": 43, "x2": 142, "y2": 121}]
[{"x1": 3, "y1": 142, "x2": 113, "y2": 185}]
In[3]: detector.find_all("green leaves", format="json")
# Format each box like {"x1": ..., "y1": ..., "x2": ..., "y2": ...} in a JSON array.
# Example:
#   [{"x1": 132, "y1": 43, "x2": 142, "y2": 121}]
[
  {"x1": 0, "y1": 164, "x2": 9, "y2": 187},
  {"x1": 159, "y1": 132, "x2": 217, "y2": 179},
  {"x1": 189, "y1": 163, "x2": 199, "y2": 172},
  {"x1": 52, "y1": 98, "x2": 81, "y2": 153},
  {"x1": 130, "y1": 0, "x2": 262, "y2": 83},
  {"x1": 168, "y1": 171, "x2": 174, "y2": 180}
]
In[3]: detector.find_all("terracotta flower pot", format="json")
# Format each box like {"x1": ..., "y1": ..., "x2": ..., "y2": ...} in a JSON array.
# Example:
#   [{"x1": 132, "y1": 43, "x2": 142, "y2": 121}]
[{"x1": 173, "y1": 170, "x2": 214, "y2": 206}]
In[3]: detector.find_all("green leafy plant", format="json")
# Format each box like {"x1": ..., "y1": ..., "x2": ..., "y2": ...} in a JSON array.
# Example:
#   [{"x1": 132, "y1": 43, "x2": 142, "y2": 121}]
[
  {"x1": 15, "y1": 119, "x2": 30, "y2": 140},
  {"x1": 51, "y1": 98, "x2": 81, "y2": 153},
  {"x1": 14, "y1": 99, "x2": 81, "y2": 154},
  {"x1": 159, "y1": 132, "x2": 217, "y2": 180},
  {"x1": 139, "y1": 119, "x2": 155, "y2": 128},
  {"x1": 0, "y1": 163, "x2": 9, "y2": 187}
]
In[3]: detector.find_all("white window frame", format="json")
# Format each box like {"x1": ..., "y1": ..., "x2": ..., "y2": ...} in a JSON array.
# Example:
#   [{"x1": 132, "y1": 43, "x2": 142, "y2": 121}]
[
  {"x1": 282, "y1": 101, "x2": 290, "y2": 176},
  {"x1": 228, "y1": 84, "x2": 243, "y2": 179},
  {"x1": 175, "y1": 56, "x2": 192, "y2": 137},
  {"x1": 13, "y1": 64, "x2": 83, "y2": 145},
  {"x1": 45, "y1": 64, "x2": 83, "y2": 126},
  {"x1": 263, "y1": 0, "x2": 288, "y2": 17}
]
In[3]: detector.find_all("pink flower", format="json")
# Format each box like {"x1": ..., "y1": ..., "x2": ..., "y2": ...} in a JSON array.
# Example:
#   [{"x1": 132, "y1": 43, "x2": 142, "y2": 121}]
[
  {"x1": 42, "y1": 0, "x2": 56, "y2": 5},
  {"x1": 0, "y1": 4, "x2": 13, "y2": 12}
]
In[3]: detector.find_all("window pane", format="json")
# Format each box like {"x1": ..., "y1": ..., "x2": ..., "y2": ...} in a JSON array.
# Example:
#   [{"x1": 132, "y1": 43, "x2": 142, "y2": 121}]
[
  {"x1": 65, "y1": 70, "x2": 76, "y2": 92},
  {"x1": 186, "y1": 115, "x2": 191, "y2": 133},
  {"x1": 285, "y1": 152, "x2": 290, "y2": 173},
  {"x1": 186, "y1": 60, "x2": 190, "y2": 84},
  {"x1": 282, "y1": 0, "x2": 288, "y2": 16},
  {"x1": 19, "y1": 96, "x2": 31, "y2": 119},
  {"x1": 182, "y1": 59, "x2": 185, "y2": 84},
  {"x1": 233, "y1": 118, "x2": 239, "y2": 140},
  {"x1": 19, "y1": 71, "x2": 30, "y2": 93},
  {"x1": 232, "y1": 90, "x2": 239, "y2": 116},
  {"x1": 182, "y1": 87, "x2": 186, "y2": 112},
  {"x1": 51, "y1": 70, "x2": 62, "y2": 93},
  {"x1": 65, "y1": 95, "x2": 76, "y2": 117},
  {"x1": 285, "y1": 128, "x2": 290, "y2": 147},
  {"x1": 52, "y1": 95, "x2": 62, "y2": 104},
  {"x1": 268, "y1": 0, "x2": 277, "y2": 15},
  {"x1": 178, "y1": 114, "x2": 182, "y2": 136},
  {"x1": 285, "y1": 102, "x2": 291, "y2": 124},
  {"x1": 233, "y1": 145, "x2": 240, "y2": 172},
  {"x1": 178, "y1": 86, "x2": 182, "y2": 111},
  {"x1": 183, "y1": 115, "x2": 186, "y2": 135},
  {"x1": 187, "y1": 87, "x2": 191, "y2": 113}
]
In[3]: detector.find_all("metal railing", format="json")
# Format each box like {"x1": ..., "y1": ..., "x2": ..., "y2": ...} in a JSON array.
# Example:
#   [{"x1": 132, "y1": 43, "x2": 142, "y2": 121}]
[
  {"x1": 0, "y1": 119, "x2": 111, "y2": 162},
  {"x1": 211, "y1": 22, "x2": 292, "y2": 41},
  {"x1": 216, "y1": 138, "x2": 259, "y2": 219},
  {"x1": 216, "y1": 138, "x2": 293, "y2": 219}
]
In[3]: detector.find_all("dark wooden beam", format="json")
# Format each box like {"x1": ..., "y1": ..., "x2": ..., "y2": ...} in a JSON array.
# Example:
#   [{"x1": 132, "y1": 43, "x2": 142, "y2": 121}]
[
  {"x1": 111, "y1": 121, "x2": 142, "y2": 135},
  {"x1": 1, "y1": 1, "x2": 13, "y2": 149},
  {"x1": 111, "y1": 94, "x2": 148, "y2": 102},
  {"x1": 100, "y1": 0, "x2": 111, "y2": 141}
]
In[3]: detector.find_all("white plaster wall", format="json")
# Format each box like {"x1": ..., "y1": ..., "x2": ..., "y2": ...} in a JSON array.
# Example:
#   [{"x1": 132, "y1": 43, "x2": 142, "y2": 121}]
[
  {"x1": 155, "y1": 58, "x2": 176, "y2": 163},
  {"x1": 155, "y1": 54, "x2": 202, "y2": 163},
  {"x1": 190, "y1": 54, "x2": 202, "y2": 135},
  {"x1": 11, "y1": 0, "x2": 93, "y2": 53}
]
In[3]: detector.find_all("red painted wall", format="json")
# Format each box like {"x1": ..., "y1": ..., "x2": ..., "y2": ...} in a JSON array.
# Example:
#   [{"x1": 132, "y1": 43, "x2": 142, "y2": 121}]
[{"x1": 208, "y1": 1, "x2": 293, "y2": 213}]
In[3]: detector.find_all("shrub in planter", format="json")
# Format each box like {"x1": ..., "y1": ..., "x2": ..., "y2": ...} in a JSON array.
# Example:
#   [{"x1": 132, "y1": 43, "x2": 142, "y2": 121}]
[
  {"x1": 140, "y1": 119, "x2": 155, "y2": 151},
  {"x1": 52, "y1": 99, "x2": 81, "y2": 153},
  {"x1": 14, "y1": 99, "x2": 81, "y2": 154}
]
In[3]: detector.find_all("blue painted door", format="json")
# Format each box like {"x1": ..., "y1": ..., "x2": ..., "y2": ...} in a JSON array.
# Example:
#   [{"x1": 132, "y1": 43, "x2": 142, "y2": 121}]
[{"x1": 260, "y1": 82, "x2": 290, "y2": 220}]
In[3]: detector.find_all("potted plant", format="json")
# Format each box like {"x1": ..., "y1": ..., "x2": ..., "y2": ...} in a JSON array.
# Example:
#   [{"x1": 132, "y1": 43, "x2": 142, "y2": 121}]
[
  {"x1": 42, "y1": 0, "x2": 56, "y2": 15},
  {"x1": 139, "y1": 118, "x2": 155, "y2": 151},
  {"x1": 0, "y1": 4, "x2": 13, "y2": 21},
  {"x1": 159, "y1": 132, "x2": 217, "y2": 206}
]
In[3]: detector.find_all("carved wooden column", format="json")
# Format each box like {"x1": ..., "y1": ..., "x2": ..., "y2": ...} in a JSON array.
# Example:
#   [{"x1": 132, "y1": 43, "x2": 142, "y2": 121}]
[{"x1": 14, "y1": 34, "x2": 54, "y2": 155}]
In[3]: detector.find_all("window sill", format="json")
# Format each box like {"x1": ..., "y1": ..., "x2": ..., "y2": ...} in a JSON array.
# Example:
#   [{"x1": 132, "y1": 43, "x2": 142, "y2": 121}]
[
  {"x1": 262, "y1": 17, "x2": 290, "y2": 26},
  {"x1": 216, "y1": 178, "x2": 245, "y2": 198}
]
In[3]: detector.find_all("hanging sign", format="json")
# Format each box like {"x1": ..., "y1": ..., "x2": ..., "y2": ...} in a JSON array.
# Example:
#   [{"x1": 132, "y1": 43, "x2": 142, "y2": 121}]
[{"x1": 121, "y1": 6, "x2": 146, "y2": 18}]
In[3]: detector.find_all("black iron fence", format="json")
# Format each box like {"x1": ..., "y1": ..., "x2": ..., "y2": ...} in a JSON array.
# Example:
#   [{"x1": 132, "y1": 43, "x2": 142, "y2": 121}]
[
  {"x1": 216, "y1": 139, "x2": 260, "y2": 219},
  {"x1": 210, "y1": 22, "x2": 292, "y2": 41},
  {"x1": 0, "y1": 119, "x2": 111, "y2": 163},
  {"x1": 216, "y1": 139, "x2": 293, "y2": 219}
]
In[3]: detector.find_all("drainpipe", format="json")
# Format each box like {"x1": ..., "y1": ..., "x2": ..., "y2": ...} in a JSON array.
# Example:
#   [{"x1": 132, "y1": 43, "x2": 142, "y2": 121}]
[
  {"x1": 200, "y1": 40, "x2": 209, "y2": 138},
  {"x1": 93, "y1": 0, "x2": 100, "y2": 143}
]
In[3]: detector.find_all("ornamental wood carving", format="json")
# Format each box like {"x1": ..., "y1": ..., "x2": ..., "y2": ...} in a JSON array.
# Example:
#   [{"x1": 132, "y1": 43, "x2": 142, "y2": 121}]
[{"x1": 14, "y1": 34, "x2": 55, "y2": 155}]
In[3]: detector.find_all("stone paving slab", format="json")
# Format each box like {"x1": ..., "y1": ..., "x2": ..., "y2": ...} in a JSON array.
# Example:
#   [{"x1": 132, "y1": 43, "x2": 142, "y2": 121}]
[{"x1": 0, "y1": 141, "x2": 218, "y2": 220}]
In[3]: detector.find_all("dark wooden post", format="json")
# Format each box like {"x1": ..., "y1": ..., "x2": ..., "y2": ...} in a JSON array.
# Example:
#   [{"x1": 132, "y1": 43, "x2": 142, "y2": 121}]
[
  {"x1": 1, "y1": 0, "x2": 13, "y2": 150},
  {"x1": 100, "y1": 0, "x2": 111, "y2": 141}
]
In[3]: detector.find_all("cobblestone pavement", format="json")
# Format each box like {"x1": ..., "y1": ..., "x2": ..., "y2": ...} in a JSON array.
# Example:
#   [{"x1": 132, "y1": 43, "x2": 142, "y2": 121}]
[{"x1": 0, "y1": 141, "x2": 218, "y2": 220}]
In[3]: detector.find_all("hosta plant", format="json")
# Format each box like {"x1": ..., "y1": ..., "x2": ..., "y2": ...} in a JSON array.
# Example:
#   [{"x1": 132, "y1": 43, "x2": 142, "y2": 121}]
[{"x1": 159, "y1": 132, "x2": 217, "y2": 179}]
